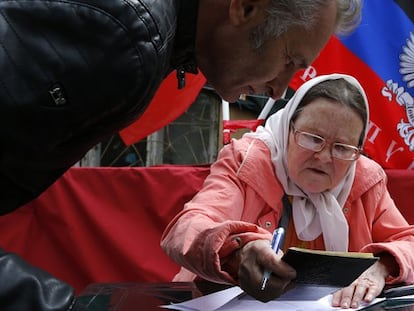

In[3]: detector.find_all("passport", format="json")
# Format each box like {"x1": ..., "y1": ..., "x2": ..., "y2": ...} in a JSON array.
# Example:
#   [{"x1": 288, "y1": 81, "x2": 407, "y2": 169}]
[{"x1": 282, "y1": 247, "x2": 379, "y2": 287}]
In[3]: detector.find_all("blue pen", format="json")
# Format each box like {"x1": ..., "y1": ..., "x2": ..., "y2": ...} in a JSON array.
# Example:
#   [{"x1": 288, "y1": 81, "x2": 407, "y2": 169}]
[{"x1": 260, "y1": 227, "x2": 285, "y2": 291}]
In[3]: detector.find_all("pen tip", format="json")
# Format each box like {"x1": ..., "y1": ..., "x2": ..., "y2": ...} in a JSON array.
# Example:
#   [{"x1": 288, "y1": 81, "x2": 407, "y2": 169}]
[{"x1": 260, "y1": 279, "x2": 267, "y2": 291}]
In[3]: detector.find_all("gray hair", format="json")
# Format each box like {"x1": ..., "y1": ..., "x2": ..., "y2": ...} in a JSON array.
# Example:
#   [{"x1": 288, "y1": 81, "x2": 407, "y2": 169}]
[
  {"x1": 291, "y1": 78, "x2": 367, "y2": 147},
  {"x1": 251, "y1": 0, "x2": 362, "y2": 49}
]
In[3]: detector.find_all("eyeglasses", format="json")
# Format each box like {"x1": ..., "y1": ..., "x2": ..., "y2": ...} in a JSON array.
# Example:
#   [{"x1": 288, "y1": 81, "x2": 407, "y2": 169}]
[{"x1": 291, "y1": 125, "x2": 361, "y2": 161}]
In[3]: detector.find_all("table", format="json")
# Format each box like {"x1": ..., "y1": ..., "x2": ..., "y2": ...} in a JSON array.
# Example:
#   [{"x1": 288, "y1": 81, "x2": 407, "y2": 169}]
[
  {"x1": 77, "y1": 281, "x2": 231, "y2": 311},
  {"x1": 77, "y1": 282, "x2": 414, "y2": 311}
]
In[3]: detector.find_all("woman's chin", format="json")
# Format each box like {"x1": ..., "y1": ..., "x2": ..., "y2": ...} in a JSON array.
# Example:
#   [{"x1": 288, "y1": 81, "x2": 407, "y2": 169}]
[{"x1": 300, "y1": 182, "x2": 329, "y2": 194}]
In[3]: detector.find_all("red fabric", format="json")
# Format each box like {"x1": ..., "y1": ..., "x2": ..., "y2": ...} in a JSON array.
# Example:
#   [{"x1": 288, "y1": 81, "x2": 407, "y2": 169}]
[
  {"x1": 0, "y1": 165, "x2": 411, "y2": 294},
  {"x1": 119, "y1": 72, "x2": 206, "y2": 145},
  {"x1": 0, "y1": 165, "x2": 210, "y2": 294},
  {"x1": 222, "y1": 119, "x2": 264, "y2": 144},
  {"x1": 223, "y1": 119, "x2": 264, "y2": 132},
  {"x1": 385, "y1": 169, "x2": 414, "y2": 225}
]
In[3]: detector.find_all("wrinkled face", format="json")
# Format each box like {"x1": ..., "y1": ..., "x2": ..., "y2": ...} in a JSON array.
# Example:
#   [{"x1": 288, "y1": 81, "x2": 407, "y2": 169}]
[
  {"x1": 197, "y1": 2, "x2": 337, "y2": 102},
  {"x1": 286, "y1": 98, "x2": 364, "y2": 193}
]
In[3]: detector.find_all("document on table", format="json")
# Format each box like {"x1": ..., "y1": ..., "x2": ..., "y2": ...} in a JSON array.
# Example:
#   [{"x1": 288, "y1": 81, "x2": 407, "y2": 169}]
[
  {"x1": 161, "y1": 285, "x2": 385, "y2": 311},
  {"x1": 161, "y1": 286, "x2": 245, "y2": 311}
]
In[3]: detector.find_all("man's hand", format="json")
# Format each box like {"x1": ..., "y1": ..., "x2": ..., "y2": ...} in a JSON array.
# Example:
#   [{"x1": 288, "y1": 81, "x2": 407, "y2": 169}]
[{"x1": 237, "y1": 240, "x2": 296, "y2": 302}]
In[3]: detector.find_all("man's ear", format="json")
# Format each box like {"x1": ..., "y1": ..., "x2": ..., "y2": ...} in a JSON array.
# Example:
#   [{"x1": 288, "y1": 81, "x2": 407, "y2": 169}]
[{"x1": 228, "y1": 0, "x2": 267, "y2": 26}]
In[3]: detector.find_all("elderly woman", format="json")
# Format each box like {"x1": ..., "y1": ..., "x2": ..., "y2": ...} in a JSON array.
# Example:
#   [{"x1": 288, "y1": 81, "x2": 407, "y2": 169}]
[{"x1": 161, "y1": 74, "x2": 414, "y2": 308}]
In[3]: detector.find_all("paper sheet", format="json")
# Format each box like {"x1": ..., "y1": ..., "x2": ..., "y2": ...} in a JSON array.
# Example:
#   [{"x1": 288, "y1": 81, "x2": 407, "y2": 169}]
[
  {"x1": 161, "y1": 286, "x2": 244, "y2": 311},
  {"x1": 161, "y1": 285, "x2": 385, "y2": 311}
]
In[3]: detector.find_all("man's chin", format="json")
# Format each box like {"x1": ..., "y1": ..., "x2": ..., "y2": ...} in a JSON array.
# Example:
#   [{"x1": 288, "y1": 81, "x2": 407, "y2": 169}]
[
  {"x1": 218, "y1": 93, "x2": 241, "y2": 103},
  {"x1": 209, "y1": 84, "x2": 247, "y2": 102}
]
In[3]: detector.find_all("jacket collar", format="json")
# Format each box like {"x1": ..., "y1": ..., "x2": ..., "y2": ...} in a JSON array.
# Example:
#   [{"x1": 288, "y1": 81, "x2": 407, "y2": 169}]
[{"x1": 237, "y1": 138, "x2": 284, "y2": 208}]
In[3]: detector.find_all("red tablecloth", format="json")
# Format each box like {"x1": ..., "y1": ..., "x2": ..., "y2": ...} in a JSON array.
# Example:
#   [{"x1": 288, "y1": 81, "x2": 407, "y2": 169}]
[
  {"x1": 0, "y1": 165, "x2": 411, "y2": 294},
  {"x1": 385, "y1": 169, "x2": 414, "y2": 225},
  {"x1": 0, "y1": 165, "x2": 210, "y2": 293}
]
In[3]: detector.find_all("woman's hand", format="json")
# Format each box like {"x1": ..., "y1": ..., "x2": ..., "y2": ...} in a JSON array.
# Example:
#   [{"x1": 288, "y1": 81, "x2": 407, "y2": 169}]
[
  {"x1": 331, "y1": 259, "x2": 390, "y2": 308},
  {"x1": 236, "y1": 239, "x2": 296, "y2": 302}
]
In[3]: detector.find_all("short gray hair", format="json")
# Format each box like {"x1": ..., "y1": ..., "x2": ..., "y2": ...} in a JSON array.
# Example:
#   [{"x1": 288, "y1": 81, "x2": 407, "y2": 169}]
[{"x1": 251, "y1": 0, "x2": 362, "y2": 49}]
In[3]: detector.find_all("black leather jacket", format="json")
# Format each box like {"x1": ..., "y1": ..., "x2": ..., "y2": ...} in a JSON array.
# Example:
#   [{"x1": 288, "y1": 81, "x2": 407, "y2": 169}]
[
  {"x1": 0, "y1": 249, "x2": 82, "y2": 310},
  {"x1": 0, "y1": 0, "x2": 199, "y2": 214},
  {"x1": 0, "y1": 0, "x2": 199, "y2": 309}
]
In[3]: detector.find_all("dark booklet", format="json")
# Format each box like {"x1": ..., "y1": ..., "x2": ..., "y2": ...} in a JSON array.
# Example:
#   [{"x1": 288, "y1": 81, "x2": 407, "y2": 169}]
[{"x1": 282, "y1": 247, "x2": 379, "y2": 287}]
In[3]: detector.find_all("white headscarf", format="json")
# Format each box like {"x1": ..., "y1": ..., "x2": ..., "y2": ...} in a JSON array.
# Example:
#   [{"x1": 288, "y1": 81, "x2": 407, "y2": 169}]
[{"x1": 247, "y1": 74, "x2": 369, "y2": 251}]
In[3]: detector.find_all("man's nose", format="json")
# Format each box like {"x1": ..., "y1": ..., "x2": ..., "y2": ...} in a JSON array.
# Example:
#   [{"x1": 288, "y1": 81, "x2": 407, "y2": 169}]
[{"x1": 267, "y1": 68, "x2": 297, "y2": 99}]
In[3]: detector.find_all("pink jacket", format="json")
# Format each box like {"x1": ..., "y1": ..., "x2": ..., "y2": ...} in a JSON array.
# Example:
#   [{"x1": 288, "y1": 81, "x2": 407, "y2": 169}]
[{"x1": 161, "y1": 137, "x2": 414, "y2": 285}]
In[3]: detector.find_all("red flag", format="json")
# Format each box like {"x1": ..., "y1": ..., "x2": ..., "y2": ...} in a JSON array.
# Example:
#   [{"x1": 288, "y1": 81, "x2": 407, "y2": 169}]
[{"x1": 119, "y1": 71, "x2": 206, "y2": 145}]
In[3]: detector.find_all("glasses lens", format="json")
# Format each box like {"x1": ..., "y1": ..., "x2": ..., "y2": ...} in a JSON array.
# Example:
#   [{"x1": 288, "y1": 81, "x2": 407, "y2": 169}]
[
  {"x1": 332, "y1": 143, "x2": 360, "y2": 160},
  {"x1": 296, "y1": 132, "x2": 325, "y2": 152},
  {"x1": 292, "y1": 125, "x2": 360, "y2": 160}
]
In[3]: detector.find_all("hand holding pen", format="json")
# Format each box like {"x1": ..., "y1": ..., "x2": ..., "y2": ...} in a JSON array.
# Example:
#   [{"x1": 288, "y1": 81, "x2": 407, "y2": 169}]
[{"x1": 260, "y1": 227, "x2": 285, "y2": 291}]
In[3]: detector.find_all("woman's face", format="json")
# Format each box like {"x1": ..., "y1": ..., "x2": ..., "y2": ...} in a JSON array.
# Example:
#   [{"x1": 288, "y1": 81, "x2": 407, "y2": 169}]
[{"x1": 286, "y1": 98, "x2": 364, "y2": 193}]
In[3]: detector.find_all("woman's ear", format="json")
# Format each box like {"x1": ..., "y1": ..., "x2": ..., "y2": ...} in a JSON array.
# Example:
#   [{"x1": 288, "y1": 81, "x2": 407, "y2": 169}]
[{"x1": 228, "y1": 0, "x2": 267, "y2": 27}]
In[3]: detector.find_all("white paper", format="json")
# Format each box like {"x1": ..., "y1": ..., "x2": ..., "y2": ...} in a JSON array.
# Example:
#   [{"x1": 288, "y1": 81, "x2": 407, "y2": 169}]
[
  {"x1": 317, "y1": 294, "x2": 384, "y2": 310},
  {"x1": 216, "y1": 286, "x2": 384, "y2": 311},
  {"x1": 160, "y1": 286, "x2": 244, "y2": 311},
  {"x1": 160, "y1": 285, "x2": 385, "y2": 311}
]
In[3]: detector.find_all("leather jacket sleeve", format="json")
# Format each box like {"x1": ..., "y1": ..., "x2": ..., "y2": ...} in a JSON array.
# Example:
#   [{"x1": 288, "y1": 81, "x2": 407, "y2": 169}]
[{"x1": 0, "y1": 248, "x2": 85, "y2": 311}]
